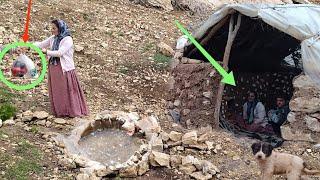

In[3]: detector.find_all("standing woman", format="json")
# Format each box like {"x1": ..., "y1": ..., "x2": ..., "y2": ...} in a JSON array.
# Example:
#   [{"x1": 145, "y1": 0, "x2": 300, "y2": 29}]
[{"x1": 34, "y1": 19, "x2": 89, "y2": 117}]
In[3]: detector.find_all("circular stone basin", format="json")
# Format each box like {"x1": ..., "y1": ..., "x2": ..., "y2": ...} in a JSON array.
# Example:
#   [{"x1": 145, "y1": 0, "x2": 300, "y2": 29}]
[
  {"x1": 55, "y1": 111, "x2": 152, "y2": 178},
  {"x1": 78, "y1": 128, "x2": 141, "y2": 166}
]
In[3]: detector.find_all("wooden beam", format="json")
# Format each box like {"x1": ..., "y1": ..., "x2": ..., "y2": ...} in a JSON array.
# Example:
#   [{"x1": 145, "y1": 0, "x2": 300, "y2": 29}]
[
  {"x1": 187, "y1": 16, "x2": 229, "y2": 57},
  {"x1": 214, "y1": 13, "x2": 242, "y2": 128}
]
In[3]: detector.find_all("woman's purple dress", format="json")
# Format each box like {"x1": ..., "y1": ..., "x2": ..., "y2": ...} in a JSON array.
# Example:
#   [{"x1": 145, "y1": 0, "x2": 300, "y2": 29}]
[{"x1": 48, "y1": 60, "x2": 89, "y2": 117}]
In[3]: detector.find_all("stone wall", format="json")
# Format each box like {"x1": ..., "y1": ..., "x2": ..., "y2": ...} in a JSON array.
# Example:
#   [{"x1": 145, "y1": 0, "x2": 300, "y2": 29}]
[
  {"x1": 167, "y1": 59, "x2": 221, "y2": 128},
  {"x1": 281, "y1": 75, "x2": 320, "y2": 143}
]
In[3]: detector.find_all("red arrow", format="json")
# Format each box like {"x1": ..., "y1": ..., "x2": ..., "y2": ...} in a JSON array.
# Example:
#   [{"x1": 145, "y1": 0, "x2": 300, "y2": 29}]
[{"x1": 22, "y1": 0, "x2": 32, "y2": 42}]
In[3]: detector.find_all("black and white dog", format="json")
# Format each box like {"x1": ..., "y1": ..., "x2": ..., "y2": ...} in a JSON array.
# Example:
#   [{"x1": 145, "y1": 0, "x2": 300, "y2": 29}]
[{"x1": 251, "y1": 142, "x2": 320, "y2": 180}]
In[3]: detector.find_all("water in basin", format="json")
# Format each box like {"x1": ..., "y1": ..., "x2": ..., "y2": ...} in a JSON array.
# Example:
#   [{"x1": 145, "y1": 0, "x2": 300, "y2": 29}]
[{"x1": 78, "y1": 128, "x2": 141, "y2": 166}]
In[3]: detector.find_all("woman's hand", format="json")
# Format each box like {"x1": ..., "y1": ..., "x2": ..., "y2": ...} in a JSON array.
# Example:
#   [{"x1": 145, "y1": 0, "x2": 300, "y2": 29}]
[{"x1": 42, "y1": 48, "x2": 47, "y2": 54}]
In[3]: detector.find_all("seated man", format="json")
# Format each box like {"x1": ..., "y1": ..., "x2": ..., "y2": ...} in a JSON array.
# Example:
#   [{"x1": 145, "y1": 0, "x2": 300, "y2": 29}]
[
  {"x1": 243, "y1": 91, "x2": 266, "y2": 126},
  {"x1": 267, "y1": 95, "x2": 290, "y2": 137},
  {"x1": 234, "y1": 91, "x2": 274, "y2": 133}
]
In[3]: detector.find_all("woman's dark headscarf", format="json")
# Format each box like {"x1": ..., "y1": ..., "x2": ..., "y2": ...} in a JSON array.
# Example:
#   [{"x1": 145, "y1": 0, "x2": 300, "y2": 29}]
[{"x1": 50, "y1": 19, "x2": 71, "y2": 65}]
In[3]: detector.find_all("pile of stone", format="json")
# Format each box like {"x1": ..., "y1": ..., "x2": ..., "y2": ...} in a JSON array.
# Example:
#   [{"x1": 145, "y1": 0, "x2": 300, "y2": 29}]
[
  {"x1": 281, "y1": 75, "x2": 320, "y2": 143},
  {"x1": 149, "y1": 130, "x2": 221, "y2": 180},
  {"x1": 0, "y1": 110, "x2": 70, "y2": 130},
  {"x1": 48, "y1": 110, "x2": 220, "y2": 180},
  {"x1": 167, "y1": 59, "x2": 221, "y2": 128}
]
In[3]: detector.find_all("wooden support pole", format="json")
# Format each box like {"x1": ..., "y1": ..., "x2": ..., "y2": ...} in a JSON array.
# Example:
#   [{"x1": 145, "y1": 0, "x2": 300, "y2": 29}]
[
  {"x1": 214, "y1": 13, "x2": 242, "y2": 128},
  {"x1": 187, "y1": 16, "x2": 229, "y2": 57}
]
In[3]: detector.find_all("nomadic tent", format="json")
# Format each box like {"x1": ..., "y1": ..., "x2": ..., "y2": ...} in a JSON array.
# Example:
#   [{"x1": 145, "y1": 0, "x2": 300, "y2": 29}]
[
  {"x1": 173, "y1": 4, "x2": 320, "y2": 146},
  {"x1": 179, "y1": 4, "x2": 320, "y2": 85}
]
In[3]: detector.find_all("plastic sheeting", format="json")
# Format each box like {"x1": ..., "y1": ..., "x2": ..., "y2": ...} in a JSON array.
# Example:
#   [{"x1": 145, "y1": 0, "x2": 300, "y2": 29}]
[{"x1": 180, "y1": 4, "x2": 320, "y2": 87}]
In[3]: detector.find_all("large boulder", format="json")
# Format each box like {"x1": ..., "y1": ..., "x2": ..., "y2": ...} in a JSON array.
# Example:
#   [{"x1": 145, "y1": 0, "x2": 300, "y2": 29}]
[
  {"x1": 290, "y1": 97, "x2": 320, "y2": 113},
  {"x1": 281, "y1": 125, "x2": 315, "y2": 142}
]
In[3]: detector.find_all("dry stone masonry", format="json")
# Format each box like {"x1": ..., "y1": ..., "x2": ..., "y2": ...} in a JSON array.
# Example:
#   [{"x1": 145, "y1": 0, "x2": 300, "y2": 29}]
[
  {"x1": 281, "y1": 75, "x2": 320, "y2": 143},
  {"x1": 47, "y1": 111, "x2": 221, "y2": 180},
  {"x1": 167, "y1": 58, "x2": 221, "y2": 128}
]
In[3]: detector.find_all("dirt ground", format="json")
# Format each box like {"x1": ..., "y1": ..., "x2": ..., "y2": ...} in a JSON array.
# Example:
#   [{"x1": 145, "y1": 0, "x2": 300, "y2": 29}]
[{"x1": 0, "y1": 0, "x2": 319, "y2": 179}]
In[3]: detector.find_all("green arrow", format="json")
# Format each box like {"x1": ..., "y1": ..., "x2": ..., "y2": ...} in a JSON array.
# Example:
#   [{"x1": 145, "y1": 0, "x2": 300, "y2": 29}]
[{"x1": 175, "y1": 20, "x2": 236, "y2": 86}]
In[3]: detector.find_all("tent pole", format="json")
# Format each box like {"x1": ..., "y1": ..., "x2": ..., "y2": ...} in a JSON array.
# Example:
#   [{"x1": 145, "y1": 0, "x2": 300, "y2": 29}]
[
  {"x1": 187, "y1": 16, "x2": 229, "y2": 57},
  {"x1": 214, "y1": 13, "x2": 242, "y2": 128}
]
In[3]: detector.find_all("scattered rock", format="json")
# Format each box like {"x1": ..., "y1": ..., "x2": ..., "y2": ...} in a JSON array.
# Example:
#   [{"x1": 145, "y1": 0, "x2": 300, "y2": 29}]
[
  {"x1": 135, "y1": 116, "x2": 161, "y2": 134},
  {"x1": 54, "y1": 118, "x2": 67, "y2": 125},
  {"x1": 205, "y1": 141, "x2": 214, "y2": 151},
  {"x1": 182, "y1": 131, "x2": 198, "y2": 145},
  {"x1": 189, "y1": 143, "x2": 207, "y2": 150},
  {"x1": 287, "y1": 112, "x2": 296, "y2": 123},
  {"x1": 3, "y1": 119, "x2": 15, "y2": 126},
  {"x1": 170, "y1": 155, "x2": 182, "y2": 168},
  {"x1": 1, "y1": 134, "x2": 8, "y2": 139},
  {"x1": 33, "y1": 111, "x2": 49, "y2": 120},
  {"x1": 76, "y1": 173, "x2": 90, "y2": 180},
  {"x1": 203, "y1": 91, "x2": 213, "y2": 99},
  {"x1": 169, "y1": 131, "x2": 183, "y2": 142},
  {"x1": 75, "y1": 45, "x2": 84, "y2": 52},
  {"x1": 36, "y1": 120, "x2": 47, "y2": 126},
  {"x1": 202, "y1": 161, "x2": 219, "y2": 175},
  {"x1": 58, "y1": 158, "x2": 76, "y2": 170},
  {"x1": 138, "y1": 159, "x2": 149, "y2": 176},
  {"x1": 215, "y1": 144, "x2": 222, "y2": 151},
  {"x1": 101, "y1": 42, "x2": 108, "y2": 48},
  {"x1": 179, "y1": 164, "x2": 197, "y2": 175},
  {"x1": 190, "y1": 171, "x2": 213, "y2": 180},
  {"x1": 0, "y1": 119, "x2": 2, "y2": 128},
  {"x1": 305, "y1": 116, "x2": 320, "y2": 132},
  {"x1": 45, "y1": 121, "x2": 52, "y2": 127},
  {"x1": 174, "y1": 100, "x2": 181, "y2": 107},
  {"x1": 150, "y1": 134, "x2": 163, "y2": 151},
  {"x1": 119, "y1": 165, "x2": 138, "y2": 178},
  {"x1": 149, "y1": 151, "x2": 170, "y2": 167},
  {"x1": 22, "y1": 110, "x2": 34, "y2": 122},
  {"x1": 182, "y1": 155, "x2": 196, "y2": 166},
  {"x1": 95, "y1": 167, "x2": 113, "y2": 177},
  {"x1": 160, "y1": 131, "x2": 170, "y2": 142},
  {"x1": 176, "y1": 146, "x2": 184, "y2": 151},
  {"x1": 198, "y1": 133, "x2": 210, "y2": 142},
  {"x1": 157, "y1": 42, "x2": 174, "y2": 57},
  {"x1": 281, "y1": 125, "x2": 315, "y2": 142},
  {"x1": 293, "y1": 75, "x2": 318, "y2": 89},
  {"x1": 182, "y1": 109, "x2": 191, "y2": 115},
  {"x1": 290, "y1": 97, "x2": 320, "y2": 113}
]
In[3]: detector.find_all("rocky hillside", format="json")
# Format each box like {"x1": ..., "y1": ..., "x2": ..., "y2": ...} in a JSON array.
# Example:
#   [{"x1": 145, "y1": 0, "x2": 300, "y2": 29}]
[{"x1": 0, "y1": 0, "x2": 319, "y2": 179}]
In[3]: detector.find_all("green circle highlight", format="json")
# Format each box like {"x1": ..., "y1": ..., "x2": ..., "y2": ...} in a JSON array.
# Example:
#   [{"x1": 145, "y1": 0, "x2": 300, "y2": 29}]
[{"x1": 0, "y1": 41, "x2": 47, "y2": 91}]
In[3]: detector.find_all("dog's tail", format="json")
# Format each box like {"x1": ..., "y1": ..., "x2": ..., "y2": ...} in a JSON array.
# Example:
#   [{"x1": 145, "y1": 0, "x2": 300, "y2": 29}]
[{"x1": 302, "y1": 163, "x2": 320, "y2": 175}]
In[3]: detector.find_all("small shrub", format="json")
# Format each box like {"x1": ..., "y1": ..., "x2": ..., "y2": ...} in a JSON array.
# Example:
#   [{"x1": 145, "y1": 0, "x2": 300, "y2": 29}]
[
  {"x1": 153, "y1": 53, "x2": 171, "y2": 64},
  {"x1": 152, "y1": 53, "x2": 171, "y2": 69},
  {"x1": 30, "y1": 126, "x2": 39, "y2": 134},
  {"x1": 142, "y1": 43, "x2": 154, "y2": 53},
  {"x1": 0, "y1": 103, "x2": 17, "y2": 121}
]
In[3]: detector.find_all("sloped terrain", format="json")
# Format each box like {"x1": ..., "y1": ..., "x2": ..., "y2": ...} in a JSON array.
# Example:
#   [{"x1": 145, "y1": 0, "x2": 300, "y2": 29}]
[{"x1": 0, "y1": 0, "x2": 319, "y2": 179}]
